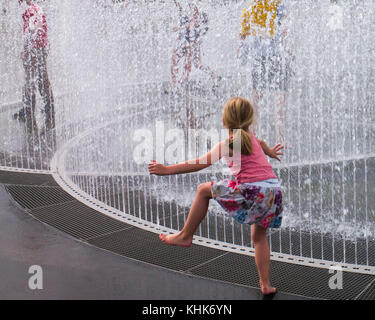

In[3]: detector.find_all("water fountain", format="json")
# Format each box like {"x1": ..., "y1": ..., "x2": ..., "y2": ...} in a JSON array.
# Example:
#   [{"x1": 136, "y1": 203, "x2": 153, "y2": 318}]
[{"x1": 1, "y1": 0, "x2": 374, "y2": 274}]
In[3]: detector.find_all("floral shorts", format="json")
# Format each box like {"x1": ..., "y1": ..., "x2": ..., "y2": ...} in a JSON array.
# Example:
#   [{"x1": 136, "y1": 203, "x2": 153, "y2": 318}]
[{"x1": 211, "y1": 179, "x2": 283, "y2": 229}]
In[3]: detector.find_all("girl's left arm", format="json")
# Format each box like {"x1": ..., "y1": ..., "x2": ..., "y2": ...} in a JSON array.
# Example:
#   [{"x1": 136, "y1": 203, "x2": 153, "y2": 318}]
[
  {"x1": 257, "y1": 139, "x2": 284, "y2": 162},
  {"x1": 148, "y1": 141, "x2": 228, "y2": 176}
]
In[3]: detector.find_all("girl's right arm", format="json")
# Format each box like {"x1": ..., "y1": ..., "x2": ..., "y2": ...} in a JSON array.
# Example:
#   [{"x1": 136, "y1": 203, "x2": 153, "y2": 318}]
[{"x1": 148, "y1": 141, "x2": 229, "y2": 176}]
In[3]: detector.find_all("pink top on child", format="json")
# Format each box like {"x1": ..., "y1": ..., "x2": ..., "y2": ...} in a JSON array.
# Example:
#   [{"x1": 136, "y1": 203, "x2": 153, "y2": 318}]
[{"x1": 225, "y1": 132, "x2": 277, "y2": 184}]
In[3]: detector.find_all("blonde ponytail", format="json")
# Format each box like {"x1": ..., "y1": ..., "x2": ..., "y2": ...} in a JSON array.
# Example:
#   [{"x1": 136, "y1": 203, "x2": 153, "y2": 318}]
[
  {"x1": 223, "y1": 97, "x2": 255, "y2": 155},
  {"x1": 240, "y1": 128, "x2": 253, "y2": 155},
  {"x1": 229, "y1": 128, "x2": 253, "y2": 156}
]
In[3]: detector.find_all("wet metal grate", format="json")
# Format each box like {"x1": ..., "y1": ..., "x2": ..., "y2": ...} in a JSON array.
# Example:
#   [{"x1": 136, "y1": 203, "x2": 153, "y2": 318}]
[
  {"x1": 88, "y1": 227, "x2": 227, "y2": 272},
  {"x1": 0, "y1": 170, "x2": 58, "y2": 186},
  {"x1": 30, "y1": 200, "x2": 133, "y2": 241},
  {"x1": 355, "y1": 280, "x2": 375, "y2": 300},
  {"x1": 189, "y1": 252, "x2": 375, "y2": 300},
  {"x1": 5, "y1": 185, "x2": 76, "y2": 209}
]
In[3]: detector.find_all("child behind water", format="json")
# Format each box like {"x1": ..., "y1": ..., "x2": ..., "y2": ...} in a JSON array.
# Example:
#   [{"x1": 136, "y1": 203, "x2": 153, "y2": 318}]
[{"x1": 148, "y1": 97, "x2": 284, "y2": 299}]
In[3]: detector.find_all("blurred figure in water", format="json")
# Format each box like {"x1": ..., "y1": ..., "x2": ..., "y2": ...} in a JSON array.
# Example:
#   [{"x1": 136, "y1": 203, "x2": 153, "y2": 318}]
[
  {"x1": 14, "y1": 0, "x2": 55, "y2": 152},
  {"x1": 171, "y1": 0, "x2": 218, "y2": 130},
  {"x1": 238, "y1": 0, "x2": 294, "y2": 144},
  {"x1": 171, "y1": 0, "x2": 215, "y2": 87}
]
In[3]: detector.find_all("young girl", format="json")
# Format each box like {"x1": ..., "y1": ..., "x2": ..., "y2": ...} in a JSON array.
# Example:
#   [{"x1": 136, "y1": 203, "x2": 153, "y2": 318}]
[{"x1": 148, "y1": 97, "x2": 284, "y2": 299}]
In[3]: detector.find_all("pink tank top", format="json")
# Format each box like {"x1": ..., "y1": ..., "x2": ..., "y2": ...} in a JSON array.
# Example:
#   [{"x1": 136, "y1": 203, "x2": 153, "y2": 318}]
[{"x1": 225, "y1": 132, "x2": 277, "y2": 184}]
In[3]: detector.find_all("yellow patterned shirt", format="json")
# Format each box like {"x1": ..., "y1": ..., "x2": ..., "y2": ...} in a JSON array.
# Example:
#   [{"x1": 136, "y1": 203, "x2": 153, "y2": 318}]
[{"x1": 241, "y1": 0, "x2": 280, "y2": 38}]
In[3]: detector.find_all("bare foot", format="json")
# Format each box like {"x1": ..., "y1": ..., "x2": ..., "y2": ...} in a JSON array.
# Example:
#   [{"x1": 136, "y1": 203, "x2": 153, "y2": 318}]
[
  {"x1": 260, "y1": 281, "x2": 277, "y2": 295},
  {"x1": 261, "y1": 286, "x2": 277, "y2": 295},
  {"x1": 159, "y1": 233, "x2": 193, "y2": 248}
]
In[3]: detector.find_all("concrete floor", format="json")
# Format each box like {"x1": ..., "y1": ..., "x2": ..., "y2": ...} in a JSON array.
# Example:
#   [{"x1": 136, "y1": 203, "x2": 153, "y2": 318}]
[{"x1": 0, "y1": 184, "x2": 308, "y2": 300}]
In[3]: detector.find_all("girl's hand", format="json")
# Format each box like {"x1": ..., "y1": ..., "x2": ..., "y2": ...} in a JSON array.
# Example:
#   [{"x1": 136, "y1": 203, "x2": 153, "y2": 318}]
[
  {"x1": 148, "y1": 160, "x2": 169, "y2": 176},
  {"x1": 269, "y1": 144, "x2": 284, "y2": 162}
]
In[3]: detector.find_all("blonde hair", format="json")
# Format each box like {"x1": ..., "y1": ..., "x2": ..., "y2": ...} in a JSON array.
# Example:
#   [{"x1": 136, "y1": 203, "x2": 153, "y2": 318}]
[{"x1": 222, "y1": 97, "x2": 255, "y2": 155}]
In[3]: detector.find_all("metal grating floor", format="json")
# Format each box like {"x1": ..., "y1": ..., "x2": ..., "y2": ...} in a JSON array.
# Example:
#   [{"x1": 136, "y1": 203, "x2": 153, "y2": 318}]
[
  {"x1": 190, "y1": 252, "x2": 374, "y2": 300},
  {"x1": 88, "y1": 227, "x2": 227, "y2": 272},
  {"x1": 30, "y1": 200, "x2": 133, "y2": 241},
  {"x1": 0, "y1": 170, "x2": 58, "y2": 186},
  {"x1": 355, "y1": 280, "x2": 375, "y2": 300},
  {"x1": 1, "y1": 169, "x2": 374, "y2": 300},
  {"x1": 5, "y1": 185, "x2": 76, "y2": 209}
]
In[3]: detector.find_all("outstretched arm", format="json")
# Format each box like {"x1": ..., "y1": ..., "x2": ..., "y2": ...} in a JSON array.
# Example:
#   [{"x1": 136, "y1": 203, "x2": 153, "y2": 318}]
[
  {"x1": 148, "y1": 141, "x2": 228, "y2": 176},
  {"x1": 257, "y1": 139, "x2": 284, "y2": 162}
]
